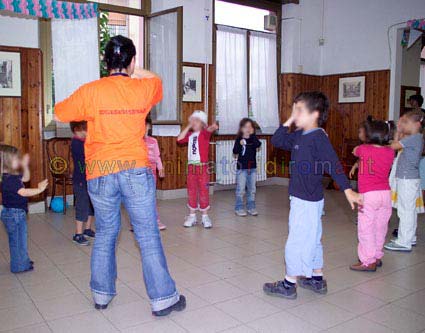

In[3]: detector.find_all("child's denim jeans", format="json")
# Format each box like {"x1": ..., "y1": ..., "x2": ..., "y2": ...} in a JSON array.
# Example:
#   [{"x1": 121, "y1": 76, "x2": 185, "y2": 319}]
[
  {"x1": 87, "y1": 167, "x2": 179, "y2": 311},
  {"x1": 235, "y1": 168, "x2": 257, "y2": 211},
  {"x1": 1, "y1": 208, "x2": 32, "y2": 273}
]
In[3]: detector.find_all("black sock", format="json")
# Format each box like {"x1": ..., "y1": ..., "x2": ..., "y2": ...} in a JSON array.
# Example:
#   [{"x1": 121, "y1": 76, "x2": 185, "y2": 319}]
[{"x1": 312, "y1": 275, "x2": 323, "y2": 281}]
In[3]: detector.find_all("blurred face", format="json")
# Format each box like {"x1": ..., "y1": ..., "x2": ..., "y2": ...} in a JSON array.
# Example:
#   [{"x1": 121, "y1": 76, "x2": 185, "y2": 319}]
[
  {"x1": 241, "y1": 122, "x2": 254, "y2": 137},
  {"x1": 190, "y1": 117, "x2": 204, "y2": 132},
  {"x1": 75, "y1": 129, "x2": 87, "y2": 139},
  {"x1": 292, "y1": 101, "x2": 318, "y2": 129},
  {"x1": 358, "y1": 127, "x2": 367, "y2": 142},
  {"x1": 409, "y1": 98, "x2": 419, "y2": 108},
  {"x1": 10, "y1": 154, "x2": 20, "y2": 171},
  {"x1": 398, "y1": 115, "x2": 421, "y2": 135}
]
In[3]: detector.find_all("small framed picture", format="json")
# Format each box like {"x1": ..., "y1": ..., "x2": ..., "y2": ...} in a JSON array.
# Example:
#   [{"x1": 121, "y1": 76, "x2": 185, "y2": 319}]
[
  {"x1": 338, "y1": 76, "x2": 365, "y2": 103},
  {"x1": 182, "y1": 65, "x2": 202, "y2": 102},
  {"x1": 0, "y1": 51, "x2": 21, "y2": 97}
]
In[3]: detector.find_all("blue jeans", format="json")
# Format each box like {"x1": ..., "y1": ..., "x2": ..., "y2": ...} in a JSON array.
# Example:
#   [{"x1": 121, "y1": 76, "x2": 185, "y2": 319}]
[
  {"x1": 1, "y1": 208, "x2": 32, "y2": 273},
  {"x1": 285, "y1": 196, "x2": 324, "y2": 277},
  {"x1": 87, "y1": 167, "x2": 179, "y2": 311},
  {"x1": 235, "y1": 168, "x2": 257, "y2": 211}
]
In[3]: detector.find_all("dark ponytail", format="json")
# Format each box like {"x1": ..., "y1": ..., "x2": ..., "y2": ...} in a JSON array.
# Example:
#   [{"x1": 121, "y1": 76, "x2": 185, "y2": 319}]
[{"x1": 104, "y1": 35, "x2": 136, "y2": 72}]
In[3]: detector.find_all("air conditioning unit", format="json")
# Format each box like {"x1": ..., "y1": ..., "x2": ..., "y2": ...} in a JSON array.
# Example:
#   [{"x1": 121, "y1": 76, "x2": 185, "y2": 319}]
[{"x1": 264, "y1": 14, "x2": 277, "y2": 32}]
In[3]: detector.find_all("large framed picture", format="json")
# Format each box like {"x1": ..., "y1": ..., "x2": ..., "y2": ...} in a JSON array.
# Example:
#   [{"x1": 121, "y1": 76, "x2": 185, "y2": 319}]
[
  {"x1": 338, "y1": 76, "x2": 365, "y2": 103},
  {"x1": 0, "y1": 51, "x2": 21, "y2": 97},
  {"x1": 182, "y1": 65, "x2": 203, "y2": 102}
]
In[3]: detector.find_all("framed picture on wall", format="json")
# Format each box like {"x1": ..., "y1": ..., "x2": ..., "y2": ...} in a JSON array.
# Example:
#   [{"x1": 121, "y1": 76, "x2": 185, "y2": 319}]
[
  {"x1": 0, "y1": 51, "x2": 21, "y2": 97},
  {"x1": 182, "y1": 65, "x2": 203, "y2": 102},
  {"x1": 338, "y1": 76, "x2": 365, "y2": 103},
  {"x1": 400, "y1": 85, "x2": 421, "y2": 116}
]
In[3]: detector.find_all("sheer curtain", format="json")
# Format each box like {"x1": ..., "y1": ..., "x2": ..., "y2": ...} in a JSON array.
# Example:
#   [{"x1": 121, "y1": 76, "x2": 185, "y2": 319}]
[
  {"x1": 52, "y1": 18, "x2": 99, "y2": 104},
  {"x1": 250, "y1": 31, "x2": 279, "y2": 134},
  {"x1": 216, "y1": 25, "x2": 248, "y2": 134},
  {"x1": 149, "y1": 12, "x2": 178, "y2": 122}
]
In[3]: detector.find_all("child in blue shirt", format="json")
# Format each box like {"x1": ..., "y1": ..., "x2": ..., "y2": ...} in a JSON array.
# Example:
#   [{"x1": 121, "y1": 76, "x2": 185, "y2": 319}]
[
  {"x1": 0, "y1": 145, "x2": 48, "y2": 273},
  {"x1": 70, "y1": 121, "x2": 95, "y2": 246},
  {"x1": 263, "y1": 92, "x2": 362, "y2": 299}
]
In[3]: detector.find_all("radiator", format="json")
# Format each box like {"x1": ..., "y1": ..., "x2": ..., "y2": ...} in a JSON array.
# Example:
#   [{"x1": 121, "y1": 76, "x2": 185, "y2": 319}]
[{"x1": 215, "y1": 139, "x2": 267, "y2": 185}]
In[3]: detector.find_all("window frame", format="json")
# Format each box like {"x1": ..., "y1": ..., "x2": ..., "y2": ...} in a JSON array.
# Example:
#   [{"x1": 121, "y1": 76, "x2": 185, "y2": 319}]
[{"x1": 213, "y1": 0, "x2": 282, "y2": 127}]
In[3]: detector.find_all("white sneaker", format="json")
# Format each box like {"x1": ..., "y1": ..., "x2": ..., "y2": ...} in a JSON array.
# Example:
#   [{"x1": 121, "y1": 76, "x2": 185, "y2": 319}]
[
  {"x1": 183, "y1": 214, "x2": 197, "y2": 228},
  {"x1": 247, "y1": 209, "x2": 258, "y2": 216},
  {"x1": 235, "y1": 209, "x2": 247, "y2": 217},
  {"x1": 201, "y1": 215, "x2": 212, "y2": 229}
]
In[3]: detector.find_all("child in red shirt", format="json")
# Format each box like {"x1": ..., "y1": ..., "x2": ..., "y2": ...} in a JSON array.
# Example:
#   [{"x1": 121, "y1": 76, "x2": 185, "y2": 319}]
[
  {"x1": 350, "y1": 120, "x2": 394, "y2": 272},
  {"x1": 177, "y1": 111, "x2": 218, "y2": 228}
]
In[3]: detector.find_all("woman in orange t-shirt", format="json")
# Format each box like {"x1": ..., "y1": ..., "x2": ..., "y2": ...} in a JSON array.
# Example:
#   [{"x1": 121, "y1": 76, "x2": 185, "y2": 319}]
[{"x1": 55, "y1": 35, "x2": 185, "y2": 316}]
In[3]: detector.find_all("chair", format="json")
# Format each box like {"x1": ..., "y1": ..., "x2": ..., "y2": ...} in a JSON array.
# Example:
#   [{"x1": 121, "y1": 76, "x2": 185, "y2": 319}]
[{"x1": 45, "y1": 138, "x2": 73, "y2": 214}]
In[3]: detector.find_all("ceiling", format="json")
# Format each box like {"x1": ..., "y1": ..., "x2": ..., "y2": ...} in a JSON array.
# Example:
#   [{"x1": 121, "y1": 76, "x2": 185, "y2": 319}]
[{"x1": 268, "y1": 0, "x2": 299, "y2": 4}]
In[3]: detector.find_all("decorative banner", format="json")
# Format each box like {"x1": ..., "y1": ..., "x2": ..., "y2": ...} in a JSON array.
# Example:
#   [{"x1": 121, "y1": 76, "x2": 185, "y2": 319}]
[
  {"x1": 401, "y1": 19, "x2": 425, "y2": 46},
  {"x1": 0, "y1": 0, "x2": 98, "y2": 19}
]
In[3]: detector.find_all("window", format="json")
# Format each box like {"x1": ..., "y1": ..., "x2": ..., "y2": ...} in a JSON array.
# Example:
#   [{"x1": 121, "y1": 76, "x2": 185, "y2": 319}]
[{"x1": 215, "y1": 1, "x2": 279, "y2": 134}]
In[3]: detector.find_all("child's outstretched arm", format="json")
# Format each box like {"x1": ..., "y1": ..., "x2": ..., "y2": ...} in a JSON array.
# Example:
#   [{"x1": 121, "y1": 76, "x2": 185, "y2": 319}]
[
  {"x1": 21, "y1": 154, "x2": 30, "y2": 182},
  {"x1": 177, "y1": 124, "x2": 192, "y2": 143},
  {"x1": 207, "y1": 122, "x2": 219, "y2": 133},
  {"x1": 18, "y1": 179, "x2": 48, "y2": 197}
]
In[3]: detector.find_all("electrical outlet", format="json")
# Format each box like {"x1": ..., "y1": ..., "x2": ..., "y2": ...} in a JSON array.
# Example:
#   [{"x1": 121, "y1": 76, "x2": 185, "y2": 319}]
[
  {"x1": 298, "y1": 65, "x2": 303, "y2": 73},
  {"x1": 319, "y1": 38, "x2": 325, "y2": 46}
]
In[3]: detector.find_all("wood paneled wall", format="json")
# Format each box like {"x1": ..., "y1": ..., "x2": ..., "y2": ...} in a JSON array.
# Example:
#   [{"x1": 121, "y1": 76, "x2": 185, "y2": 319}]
[
  {"x1": 280, "y1": 70, "x2": 390, "y2": 156},
  {"x1": 0, "y1": 46, "x2": 45, "y2": 201}
]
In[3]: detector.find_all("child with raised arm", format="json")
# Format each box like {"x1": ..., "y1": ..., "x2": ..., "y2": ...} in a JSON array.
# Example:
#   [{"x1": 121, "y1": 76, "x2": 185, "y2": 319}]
[
  {"x1": 0, "y1": 145, "x2": 48, "y2": 273},
  {"x1": 263, "y1": 92, "x2": 362, "y2": 299},
  {"x1": 177, "y1": 111, "x2": 218, "y2": 228},
  {"x1": 385, "y1": 110, "x2": 424, "y2": 252}
]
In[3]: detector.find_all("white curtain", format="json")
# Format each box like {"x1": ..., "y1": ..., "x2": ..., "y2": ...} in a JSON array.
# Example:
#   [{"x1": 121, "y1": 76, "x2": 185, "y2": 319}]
[
  {"x1": 216, "y1": 25, "x2": 248, "y2": 134},
  {"x1": 149, "y1": 12, "x2": 178, "y2": 122},
  {"x1": 250, "y1": 31, "x2": 279, "y2": 134},
  {"x1": 52, "y1": 18, "x2": 99, "y2": 105}
]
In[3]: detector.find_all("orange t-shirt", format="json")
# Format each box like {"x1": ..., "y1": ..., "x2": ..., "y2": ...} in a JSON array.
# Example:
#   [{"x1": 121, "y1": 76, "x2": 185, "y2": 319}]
[{"x1": 54, "y1": 75, "x2": 162, "y2": 180}]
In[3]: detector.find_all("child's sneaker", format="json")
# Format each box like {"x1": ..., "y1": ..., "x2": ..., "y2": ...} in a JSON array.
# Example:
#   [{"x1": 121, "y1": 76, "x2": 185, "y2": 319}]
[
  {"x1": 183, "y1": 214, "x2": 197, "y2": 228},
  {"x1": 263, "y1": 280, "x2": 297, "y2": 299},
  {"x1": 235, "y1": 209, "x2": 247, "y2": 217},
  {"x1": 298, "y1": 277, "x2": 328, "y2": 294},
  {"x1": 384, "y1": 241, "x2": 411, "y2": 252},
  {"x1": 390, "y1": 238, "x2": 416, "y2": 246},
  {"x1": 201, "y1": 215, "x2": 212, "y2": 229},
  {"x1": 158, "y1": 222, "x2": 167, "y2": 231},
  {"x1": 247, "y1": 209, "x2": 258, "y2": 216},
  {"x1": 73, "y1": 234, "x2": 89, "y2": 246},
  {"x1": 152, "y1": 295, "x2": 186, "y2": 317},
  {"x1": 83, "y1": 229, "x2": 96, "y2": 238}
]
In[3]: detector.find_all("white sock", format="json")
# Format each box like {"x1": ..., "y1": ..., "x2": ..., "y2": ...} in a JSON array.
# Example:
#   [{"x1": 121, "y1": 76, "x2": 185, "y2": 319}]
[
  {"x1": 284, "y1": 276, "x2": 296, "y2": 284},
  {"x1": 312, "y1": 272, "x2": 323, "y2": 277}
]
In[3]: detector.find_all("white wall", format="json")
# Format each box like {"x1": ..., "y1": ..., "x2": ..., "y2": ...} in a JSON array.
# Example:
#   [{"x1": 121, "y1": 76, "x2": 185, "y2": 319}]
[
  {"x1": 0, "y1": 14, "x2": 39, "y2": 48},
  {"x1": 401, "y1": 39, "x2": 422, "y2": 86},
  {"x1": 152, "y1": 0, "x2": 212, "y2": 64},
  {"x1": 282, "y1": 0, "x2": 425, "y2": 75}
]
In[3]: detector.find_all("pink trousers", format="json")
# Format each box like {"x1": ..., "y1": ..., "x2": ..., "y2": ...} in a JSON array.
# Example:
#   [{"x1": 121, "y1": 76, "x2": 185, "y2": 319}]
[{"x1": 358, "y1": 190, "x2": 392, "y2": 265}]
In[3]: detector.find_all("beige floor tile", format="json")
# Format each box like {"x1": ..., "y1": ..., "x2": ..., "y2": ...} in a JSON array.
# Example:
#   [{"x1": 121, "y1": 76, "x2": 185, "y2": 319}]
[
  {"x1": 190, "y1": 280, "x2": 247, "y2": 304},
  {"x1": 363, "y1": 304, "x2": 425, "y2": 333},
  {"x1": 204, "y1": 261, "x2": 253, "y2": 278},
  {"x1": 215, "y1": 294, "x2": 280, "y2": 323},
  {"x1": 47, "y1": 311, "x2": 117, "y2": 333},
  {"x1": 247, "y1": 310, "x2": 320, "y2": 333},
  {"x1": 393, "y1": 289, "x2": 425, "y2": 316},
  {"x1": 172, "y1": 267, "x2": 220, "y2": 288},
  {"x1": 35, "y1": 293, "x2": 92, "y2": 321},
  {"x1": 172, "y1": 306, "x2": 241, "y2": 332},
  {"x1": 287, "y1": 300, "x2": 356, "y2": 329},
  {"x1": 0, "y1": 287, "x2": 32, "y2": 310},
  {"x1": 17, "y1": 267, "x2": 65, "y2": 287},
  {"x1": 0, "y1": 304, "x2": 44, "y2": 332},
  {"x1": 353, "y1": 279, "x2": 412, "y2": 302},
  {"x1": 325, "y1": 317, "x2": 395, "y2": 333},
  {"x1": 25, "y1": 278, "x2": 79, "y2": 303},
  {"x1": 122, "y1": 319, "x2": 186, "y2": 333},
  {"x1": 220, "y1": 325, "x2": 256, "y2": 333},
  {"x1": 102, "y1": 300, "x2": 157, "y2": 330},
  {"x1": 6, "y1": 323, "x2": 52, "y2": 333},
  {"x1": 323, "y1": 289, "x2": 386, "y2": 315},
  {"x1": 226, "y1": 271, "x2": 274, "y2": 293}
]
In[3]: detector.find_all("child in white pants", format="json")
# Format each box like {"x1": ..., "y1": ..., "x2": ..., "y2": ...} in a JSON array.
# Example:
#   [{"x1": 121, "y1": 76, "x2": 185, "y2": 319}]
[{"x1": 385, "y1": 110, "x2": 424, "y2": 252}]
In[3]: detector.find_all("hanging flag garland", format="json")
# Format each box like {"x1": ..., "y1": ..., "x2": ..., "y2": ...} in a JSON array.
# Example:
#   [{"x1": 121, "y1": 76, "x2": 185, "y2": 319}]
[
  {"x1": 0, "y1": 0, "x2": 98, "y2": 19},
  {"x1": 401, "y1": 18, "x2": 425, "y2": 46}
]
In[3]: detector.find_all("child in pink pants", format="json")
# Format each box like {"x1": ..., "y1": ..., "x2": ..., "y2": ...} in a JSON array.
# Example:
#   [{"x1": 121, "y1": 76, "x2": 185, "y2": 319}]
[
  {"x1": 177, "y1": 111, "x2": 218, "y2": 229},
  {"x1": 350, "y1": 119, "x2": 395, "y2": 271}
]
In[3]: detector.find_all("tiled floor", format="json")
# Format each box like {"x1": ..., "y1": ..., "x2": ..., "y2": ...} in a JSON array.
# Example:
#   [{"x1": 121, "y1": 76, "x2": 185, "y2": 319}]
[{"x1": 1, "y1": 185, "x2": 425, "y2": 332}]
